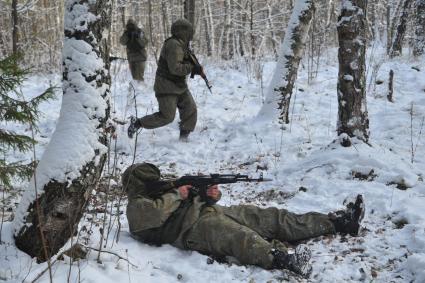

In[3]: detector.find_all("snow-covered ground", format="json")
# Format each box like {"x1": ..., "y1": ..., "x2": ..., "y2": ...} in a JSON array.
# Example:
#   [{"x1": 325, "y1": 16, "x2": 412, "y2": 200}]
[{"x1": 1, "y1": 48, "x2": 425, "y2": 282}]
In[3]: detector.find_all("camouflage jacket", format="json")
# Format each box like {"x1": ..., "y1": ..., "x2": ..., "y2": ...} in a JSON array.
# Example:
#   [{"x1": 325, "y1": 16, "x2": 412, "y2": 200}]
[
  {"x1": 154, "y1": 37, "x2": 193, "y2": 95},
  {"x1": 120, "y1": 29, "x2": 148, "y2": 62},
  {"x1": 127, "y1": 190, "x2": 221, "y2": 248}
]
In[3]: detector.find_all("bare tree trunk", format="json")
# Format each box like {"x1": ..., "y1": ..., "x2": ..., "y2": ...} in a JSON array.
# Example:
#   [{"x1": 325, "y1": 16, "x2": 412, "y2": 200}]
[
  {"x1": 202, "y1": 0, "x2": 212, "y2": 56},
  {"x1": 337, "y1": 0, "x2": 369, "y2": 144},
  {"x1": 14, "y1": 0, "x2": 111, "y2": 262},
  {"x1": 386, "y1": 4, "x2": 391, "y2": 53},
  {"x1": 120, "y1": 1, "x2": 126, "y2": 27},
  {"x1": 388, "y1": 69, "x2": 394, "y2": 102},
  {"x1": 206, "y1": 0, "x2": 215, "y2": 56},
  {"x1": 222, "y1": 0, "x2": 233, "y2": 60},
  {"x1": 184, "y1": 0, "x2": 195, "y2": 26},
  {"x1": 389, "y1": 0, "x2": 414, "y2": 57},
  {"x1": 369, "y1": 0, "x2": 378, "y2": 41},
  {"x1": 258, "y1": 0, "x2": 315, "y2": 123},
  {"x1": 148, "y1": 0, "x2": 159, "y2": 61},
  {"x1": 414, "y1": 0, "x2": 425, "y2": 56},
  {"x1": 12, "y1": 0, "x2": 18, "y2": 55},
  {"x1": 249, "y1": 0, "x2": 256, "y2": 58},
  {"x1": 161, "y1": 0, "x2": 170, "y2": 37},
  {"x1": 238, "y1": 0, "x2": 248, "y2": 57},
  {"x1": 266, "y1": 0, "x2": 278, "y2": 59}
]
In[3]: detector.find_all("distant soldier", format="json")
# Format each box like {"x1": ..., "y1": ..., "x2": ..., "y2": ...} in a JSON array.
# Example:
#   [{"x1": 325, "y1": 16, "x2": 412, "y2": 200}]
[
  {"x1": 120, "y1": 19, "x2": 148, "y2": 81},
  {"x1": 127, "y1": 19, "x2": 202, "y2": 142},
  {"x1": 122, "y1": 163, "x2": 366, "y2": 278}
]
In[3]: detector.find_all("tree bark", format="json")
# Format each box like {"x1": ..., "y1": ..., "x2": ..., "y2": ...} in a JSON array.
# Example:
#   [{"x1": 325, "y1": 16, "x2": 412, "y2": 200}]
[
  {"x1": 266, "y1": 0, "x2": 278, "y2": 59},
  {"x1": 386, "y1": 4, "x2": 391, "y2": 53},
  {"x1": 148, "y1": 0, "x2": 159, "y2": 61},
  {"x1": 12, "y1": 0, "x2": 18, "y2": 55},
  {"x1": 337, "y1": 0, "x2": 369, "y2": 144},
  {"x1": 14, "y1": 0, "x2": 111, "y2": 262},
  {"x1": 222, "y1": 0, "x2": 234, "y2": 60},
  {"x1": 389, "y1": 0, "x2": 414, "y2": 57},
  {"x1": 414, "y1": 0, "x2": 425, "y2": 56},
  {"x1": 161, "y1": 0, "x2": 170, "y2": 37},
  {"x1": 184, "y1": 0, "x2": 195, "y2": 26},
  {"x1": 258, "y1": 0, "x2": 315, "y2": 124},
  {"x1": 388, "y1": 69, "x2": 394, "y2": 102},
  {"x1": 249, "y1": 0, "x2": 256, "y2": 58}
]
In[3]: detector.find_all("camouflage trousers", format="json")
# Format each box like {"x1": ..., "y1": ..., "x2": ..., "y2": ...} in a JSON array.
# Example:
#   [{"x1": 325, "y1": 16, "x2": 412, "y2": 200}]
[
  {"x1": 129, "y1": 60, "x2": 146, "y2": 81},
  {"x1": 138, "y1": 91, "x2": 197, "y2": 131},
  {"x1": 182, "y1": 205, "x2": 335, "y2": 269}
]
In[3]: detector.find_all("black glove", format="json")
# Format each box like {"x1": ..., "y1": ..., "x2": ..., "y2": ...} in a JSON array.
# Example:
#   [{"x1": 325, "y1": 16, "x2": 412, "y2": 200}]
[{"x1": 192, "y1": 64, "x2": 203, "y2": 76}]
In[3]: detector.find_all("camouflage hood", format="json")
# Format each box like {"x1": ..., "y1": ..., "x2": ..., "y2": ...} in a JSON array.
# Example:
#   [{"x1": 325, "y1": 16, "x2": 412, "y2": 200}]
[
  {"x1": 126, "y1": 19, "x2": 138, "y2": 31},
  {"x1": 171, "y1": 19, "x2": 194, "y2": 43},
  {"x1": 122, "y1": 163, "x2": 161, "y2": 196}
]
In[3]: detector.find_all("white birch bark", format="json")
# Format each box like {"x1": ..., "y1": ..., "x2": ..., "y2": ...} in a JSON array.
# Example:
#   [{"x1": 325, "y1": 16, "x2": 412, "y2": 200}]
[{"x1": 258, "y1": 0, "x2": 315, "y2": 124}]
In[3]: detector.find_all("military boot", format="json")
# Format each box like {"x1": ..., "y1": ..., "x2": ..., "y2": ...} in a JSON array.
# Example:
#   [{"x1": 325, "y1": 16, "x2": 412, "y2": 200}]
[
  {"x1": 179, "y1": 130, "x2": 191, "y2": 142},
  {"x1": 330, "y1": 194, "x2": 365, "y2": 236},
  {"x1": 127, "y1": 116, "x2": 140, "y2": 139},
  {"x1": 271, "y1": 244, "x2": 312, "y2": 278}
]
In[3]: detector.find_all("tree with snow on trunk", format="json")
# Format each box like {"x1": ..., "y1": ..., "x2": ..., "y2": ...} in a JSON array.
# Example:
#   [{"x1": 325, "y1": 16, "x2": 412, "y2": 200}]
[
  {"x1": 13, "y1": 0, "x2": 112, "y2": 262},
  {"x1": 258, "y1": 0, "x2": 315, "y2": 124}
]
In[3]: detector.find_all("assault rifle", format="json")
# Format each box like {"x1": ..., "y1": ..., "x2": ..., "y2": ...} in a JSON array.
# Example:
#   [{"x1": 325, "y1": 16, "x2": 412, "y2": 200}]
[
  {"x1": 109, "y1": 56, "x2": 127, "y2": 62},
  {"x1": 187, "y1": 49, "x2": 213, "y2": 94},
  {"x1": 146, "y1": 173, "x2": 272, "y2": 205}
]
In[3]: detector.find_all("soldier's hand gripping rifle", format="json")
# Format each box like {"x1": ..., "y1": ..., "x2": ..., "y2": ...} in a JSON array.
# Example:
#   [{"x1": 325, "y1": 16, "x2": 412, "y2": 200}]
[
  {"x1": 146, "y1": 173, "x2": 272, "y2": 205},
  {"x1": 187, "y1": 48, "x2": 213, "y2": 94}
]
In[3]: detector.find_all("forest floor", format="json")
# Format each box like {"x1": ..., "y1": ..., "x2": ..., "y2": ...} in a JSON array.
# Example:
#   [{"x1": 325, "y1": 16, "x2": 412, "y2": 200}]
[{"x1": 1, "y1": 48, "x2": 425, "y2": 282}]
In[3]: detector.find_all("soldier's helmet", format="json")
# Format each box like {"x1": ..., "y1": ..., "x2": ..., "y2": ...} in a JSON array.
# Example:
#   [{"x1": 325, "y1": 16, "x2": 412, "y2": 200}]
[
  {"x1": 126, "y1": 19, "x2": 138, "y2": 30},
  {"x1": 171, "y1": 19, "x2": 194, "y2": 43},
  {"x1": 122, "y1": 163, "x2": 160, "y2": 194}
]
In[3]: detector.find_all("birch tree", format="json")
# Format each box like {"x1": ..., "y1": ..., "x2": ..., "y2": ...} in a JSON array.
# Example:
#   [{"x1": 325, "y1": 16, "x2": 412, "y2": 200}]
[
  {"x1": 414, "y1": 0, "x2": 425, "y2": 56},
  {"x1": 258, "y1": 0, "x2": 315, "y2": 124},
  {"x1": 14, "y1": 0, "x2": 111, "y2": 262},
  {"x1": 337, "y1": 0, "x2": 369, "y2": 145}
]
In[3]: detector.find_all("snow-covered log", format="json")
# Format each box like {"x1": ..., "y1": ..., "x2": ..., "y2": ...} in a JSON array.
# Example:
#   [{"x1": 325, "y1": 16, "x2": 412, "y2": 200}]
[
  {"x1": 337, "y1": 0, "x2": 369, "y2": 144},
  {"x1": 389, "y1": 0, "x2": 413, "y2": 58},
  {"x1": 414, "y1": 0, "x2": 425, "y2": 56},
  {"x1": 14, "y1": 0, "x2": 111, "y2": 262},
  {"x1": 258, "y1": 0, "x2": 315, "y2": 124}
]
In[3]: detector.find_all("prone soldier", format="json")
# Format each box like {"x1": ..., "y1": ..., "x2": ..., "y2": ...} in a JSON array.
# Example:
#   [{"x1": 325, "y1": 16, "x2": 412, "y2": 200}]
[{"x1": 123, "y1": 163, "x2": 365, "y2": 278}]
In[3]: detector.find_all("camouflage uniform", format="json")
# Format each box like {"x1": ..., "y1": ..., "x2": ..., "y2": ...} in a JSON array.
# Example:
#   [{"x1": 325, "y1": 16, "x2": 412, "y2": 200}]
[
  {"x1": 123, "y1": 164, "x2": 336, "y2": 270},
  {"x1": 120, "y1": 19, "x2": 148, "y2": 81},
  {"x1": 132, "y1": 19, "x2": 198, "y2": 136}
]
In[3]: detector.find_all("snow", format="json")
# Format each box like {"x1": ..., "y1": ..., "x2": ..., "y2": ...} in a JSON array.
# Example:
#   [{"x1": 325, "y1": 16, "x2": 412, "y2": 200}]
[
  {"x1": 2, "y1": 47, "x2": 425, "y2": 282},
  {"x1": 13, "y1": 1, "x2": 109, "y2": 233},
  {"x1": 343, "y1": 74, "x2": 354, "y2": 81},
  {"x1": 64, "y1": 1, "x2": 98, "y2": 33}
]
